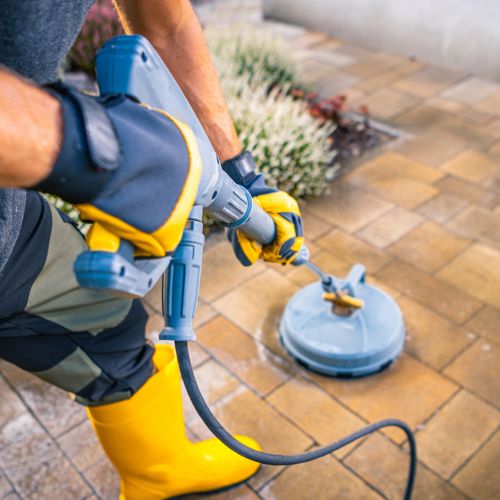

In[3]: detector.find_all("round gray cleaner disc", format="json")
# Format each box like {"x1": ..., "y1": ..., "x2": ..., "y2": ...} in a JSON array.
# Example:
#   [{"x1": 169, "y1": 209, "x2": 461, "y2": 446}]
[{"x1": 280, "y1": 281, "x2": 405, "y2": 378}]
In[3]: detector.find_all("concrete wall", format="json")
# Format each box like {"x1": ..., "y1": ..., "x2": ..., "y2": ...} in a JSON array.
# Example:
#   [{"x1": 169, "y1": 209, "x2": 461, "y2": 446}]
[{"x1": 264, "y1": 0, "x2": 500, "y2": 81}]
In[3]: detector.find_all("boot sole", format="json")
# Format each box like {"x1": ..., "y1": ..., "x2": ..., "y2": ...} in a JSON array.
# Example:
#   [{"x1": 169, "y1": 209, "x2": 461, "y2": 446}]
[{"x1": 169, "y1": 465, "x2": 261, "y2": 499}]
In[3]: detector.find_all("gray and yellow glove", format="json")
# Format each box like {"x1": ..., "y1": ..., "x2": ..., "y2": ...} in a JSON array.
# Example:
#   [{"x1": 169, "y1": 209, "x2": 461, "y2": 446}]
[
  {"x1": 35, "y1": 83, "x2": 202, "y2": 257},
  {"x1": 225, "y1": 151, "x2": 304, "y2": 266}
]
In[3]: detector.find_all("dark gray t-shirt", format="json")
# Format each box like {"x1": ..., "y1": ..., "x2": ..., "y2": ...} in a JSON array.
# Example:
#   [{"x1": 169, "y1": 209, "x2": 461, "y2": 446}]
[{"x1": 0, "y1": 0, "x2": 94, "y2": 276}]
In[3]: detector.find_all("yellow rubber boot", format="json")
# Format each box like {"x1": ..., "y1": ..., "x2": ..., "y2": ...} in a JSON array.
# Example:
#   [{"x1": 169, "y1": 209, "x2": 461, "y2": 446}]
[{"x1": 88, "y1": 344, "x2": 260, "y2": 499}]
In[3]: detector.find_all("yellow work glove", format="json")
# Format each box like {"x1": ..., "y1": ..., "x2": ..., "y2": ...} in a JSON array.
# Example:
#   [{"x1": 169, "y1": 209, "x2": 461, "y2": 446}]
[{"x1": 224, "y1": 152, "x2": 304, "y2": 266}]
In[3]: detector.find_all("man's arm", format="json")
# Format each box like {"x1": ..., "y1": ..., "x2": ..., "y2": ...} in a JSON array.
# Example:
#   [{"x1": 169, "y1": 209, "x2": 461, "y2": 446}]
[
  {"x1": 113, "y1": 0, "x2": 241, "y2": 162},
  {"x1": 0, "y1": 69, "x2": 62, "y2": 186}
]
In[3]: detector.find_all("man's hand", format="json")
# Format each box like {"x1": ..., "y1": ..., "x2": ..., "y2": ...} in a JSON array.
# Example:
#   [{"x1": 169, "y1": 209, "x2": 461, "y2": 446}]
[
  {"x1": 225, "y1": 152, "x2": 304, "y2": 266},
  {"x1": 35, "y1": 83, "x2": 202, "y2": 257}
]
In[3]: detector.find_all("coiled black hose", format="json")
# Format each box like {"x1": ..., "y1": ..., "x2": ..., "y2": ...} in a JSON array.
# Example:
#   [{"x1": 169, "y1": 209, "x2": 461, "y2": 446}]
[{"x1": 175, "y1": 341, "x2": 417, "y2": 500}]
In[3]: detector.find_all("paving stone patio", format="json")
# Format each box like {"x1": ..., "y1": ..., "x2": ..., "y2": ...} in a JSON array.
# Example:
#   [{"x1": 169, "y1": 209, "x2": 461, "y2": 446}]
[{"x1": 1, "y1": 1, "x2": 499, "y2": 499}]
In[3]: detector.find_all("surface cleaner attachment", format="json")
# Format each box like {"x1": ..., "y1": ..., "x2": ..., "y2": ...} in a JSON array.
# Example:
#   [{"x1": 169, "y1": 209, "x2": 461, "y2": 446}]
[{"x1": 280, "y1": 263, "x2": 405, "y2": 378}]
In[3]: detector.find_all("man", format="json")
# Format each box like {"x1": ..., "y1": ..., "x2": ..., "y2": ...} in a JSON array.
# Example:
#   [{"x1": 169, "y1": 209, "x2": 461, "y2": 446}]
[{"x1": 0, "y1": 1, "x2": 304, "y2": 498}]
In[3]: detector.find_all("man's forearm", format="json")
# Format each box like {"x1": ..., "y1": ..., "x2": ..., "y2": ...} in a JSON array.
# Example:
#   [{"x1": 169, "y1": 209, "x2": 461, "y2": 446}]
[
  {"x1": 0, "y1": 69, "x2": 61, "y2": 186},
  {"x1": 114, "y1": 0, "x2": 241, "y2": 162}
]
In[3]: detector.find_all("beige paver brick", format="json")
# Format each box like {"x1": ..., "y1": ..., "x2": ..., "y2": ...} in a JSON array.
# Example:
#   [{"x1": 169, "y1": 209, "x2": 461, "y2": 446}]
[
  {"x1": 441, "y1": 77, "x2": 500, "y2": 105},
  {"x1": 212, "y1": 269, "x2": 299, "y2": 356},
  {"x1": 462, "y1": 107, "x2": 497, "y2": 126},
  {"x1": 452, "y1": 430, "x2": 500, "y2": 499},
  {"x1": 437, "y1": 243, "x2": 500, "y2": 309},
  {"x1": 444, "y1": 339, "x2": 500, "y2": 407},
  {"x1": 198, "y1": 316, "x2": 291, "y2": 396},
  {"x1": 417, "y1": 192, "x2": 468, "y2": 224},
  {"x1": 399, "y1": 296, "x2": 474, "y2": 370},
  {"x1": 366, "y1": 176, "x2": 440, "y2": 209},
  {"x1": 200, "y1": 240, "x2": 265, "y2": 302},
  {"x1": 85, "y1": 458, "x2": 120, "y2": 500},
  {"x1": 314, "y1": 70, "x2": 360, "y2": 97},
  {"x1": 194, "y1": 359, "x2": 240, "y2": 405},
  {"x1": 305, "y1": 47, "x2": 355, "y2": 68},
  {"x1": 306, "y1": 183, "x2": 393, "y2": 232},
  {"x1": 0, "y1": 375, "x2": 26, "y2": 445},
  {"x1": 397, "y1": 131, "x2": 466, "y2": 167},
  {"x1": 354, "y1": 60, "x2": 424, "y2": 94},
  {"x1": 487, "y1": 118, "x2": 500, "y2": 134},
  {"x1": 489, "y1": 139, "x2": 500, "y2": 157},
  {"x1": 267, "y1": 376, "x2": 365, "y2": 457},
  {"x1": 441, "y1": 150, "x2": 498, "y2": 183},
  {"x1": 416, "y1": 390, "x2": 499, "y2": 479},
  {"x1": 436, "y1": 175, "x2": 500, "y2": 208},
  {"x1": 0, "y1": 362, "x2": 86, "y2": 439},
  {"x1": 347, "y1": 51, "x2": 407, "y2": 79},
  {"x1": 474, "y1": 89, "x2": 500, "y2": 115},
  {"x1": 310, "y1": 354, "x2": 458, "y2": 443},
  {"x1": 483, "y1": 173, "x2": 500, "y2": 194},
  {"x1": 354, "y1": 88, "x2": 419, "y2": 120},
  {"x1": 392, "y1": 66, "x2": 467, "y2": 98},
  {"x1": 300, "y1": 206, "x2": 331, "y2": 240},
  {"x1": 0, "y1": 413, "x2": 92, "y2": 499},
  {"x1": 194, "y1": 301, "x2": 219, "y2": 329},
  {"x1": 465, "y1": 306, "x2": 500, "y2": 345},
  {"x1": 316, "y1": 37, "x2": 347, "y2": 51},
  {"x1": 377, "y1": 260, "x2": 483, "y2": 324},
  {"x1": 357, "y1": 208, "x2": 423, "y2": 248},
  {"x1": 427, "y1": 96, "x2": 467, "y2": 114},
  {"x1": 388, "y1": 221, "x2": 470, "y2": 272},
  {"x1": 367, "y1": 275, "x2": 402, "y2": 299},
  {"x1": 347, "y1": 151, "x2": 444, "y2": 184},
  {"x1": 346, "y1": 433, "x2": 466, "y2": 500},
  {"x1": 334, "y1": 43, "x2": 375, "y2": 60},
  {"x1": 446, "y1": 206, "x2": 500, "y2": 247},
  {"x1": 291, "y1": 31, "x2": 330, "y2": 49},
  {"x1": 315, "y1": 229, "x2": 391, "y2": 272},
  {"x1": 58, "y1": 418, "x2": 106, "y2": 472},
  {"x1": 189, "y1": 387, "x2": 312, "y2": 490},
  {"x1": 296, "y1": 58, "x2": 346, "y2": 85},
  {"x1": 0, "y1": 471, "x2": 13, "y2": 498},
  {"x1": 395, "y1": 106, "x2": 498, "y2": 147},
  {"x1": 260, "y1": 452, "x2": 381, "y2": 500},
  {"x1": 3, "y1": 491, "x2": 21, "y2": 499}
]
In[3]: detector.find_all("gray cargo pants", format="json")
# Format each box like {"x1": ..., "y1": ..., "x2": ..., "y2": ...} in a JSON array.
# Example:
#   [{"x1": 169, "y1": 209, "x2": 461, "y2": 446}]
[{"x1": 0, "y1": 191, "x2": 155, "y2": 405}]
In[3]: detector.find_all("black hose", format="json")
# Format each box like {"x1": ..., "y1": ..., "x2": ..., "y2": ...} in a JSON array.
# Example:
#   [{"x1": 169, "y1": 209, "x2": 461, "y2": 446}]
[{"x1": 175, "y1": 341, "x2": 417, "y2": 500}]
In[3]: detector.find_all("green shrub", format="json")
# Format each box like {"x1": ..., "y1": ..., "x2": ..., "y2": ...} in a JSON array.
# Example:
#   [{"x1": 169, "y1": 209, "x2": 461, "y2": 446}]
[
  {"x1": 205, "y1": 25, "x2": 298, "y2": 90},
  {"x1": 208, "y1": 26, "x2": 338, "y2": 199}
]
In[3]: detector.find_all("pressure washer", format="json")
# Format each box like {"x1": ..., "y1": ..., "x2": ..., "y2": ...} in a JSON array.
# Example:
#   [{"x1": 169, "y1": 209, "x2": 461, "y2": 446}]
[{"x1": 74, "y1": 35, "x2": 416, "y2": 499}]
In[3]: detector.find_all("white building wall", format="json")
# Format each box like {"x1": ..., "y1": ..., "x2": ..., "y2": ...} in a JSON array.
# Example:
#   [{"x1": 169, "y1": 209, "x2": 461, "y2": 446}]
[{"x1": 264, "y1": 0, "x2": 500, "y2": 80}]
